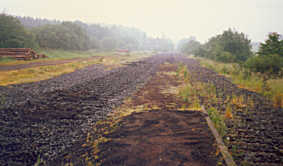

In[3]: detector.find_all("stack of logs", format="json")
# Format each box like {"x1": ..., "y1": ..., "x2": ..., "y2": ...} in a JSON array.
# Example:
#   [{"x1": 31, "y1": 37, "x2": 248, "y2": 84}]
[{"x1": 0, "y1": 48, "x2": 47, "y2": 60}]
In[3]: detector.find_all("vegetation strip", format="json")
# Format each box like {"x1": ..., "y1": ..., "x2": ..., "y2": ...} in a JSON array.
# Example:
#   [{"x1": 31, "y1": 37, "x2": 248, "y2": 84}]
[
  {"x1": 180, "y1": 57, "x2": 283, "y2": 165},
  {"x1": 201, "y1": 106, "x2": 237, "y2": 166},
  {"x1": 197, "y1": 57, "x2": 283, "y2": 108}
]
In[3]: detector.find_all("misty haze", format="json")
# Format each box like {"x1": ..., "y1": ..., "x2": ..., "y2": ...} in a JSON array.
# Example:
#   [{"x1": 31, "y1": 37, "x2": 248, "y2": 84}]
[{"x1": 0, "y1": 0, "x2": 283, "y2": 166}]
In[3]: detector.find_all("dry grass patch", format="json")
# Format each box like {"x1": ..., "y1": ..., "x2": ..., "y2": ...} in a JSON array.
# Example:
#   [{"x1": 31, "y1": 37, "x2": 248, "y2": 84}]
[{"x1": 0, "y1": 59, "x2": 99, "y2": 86}]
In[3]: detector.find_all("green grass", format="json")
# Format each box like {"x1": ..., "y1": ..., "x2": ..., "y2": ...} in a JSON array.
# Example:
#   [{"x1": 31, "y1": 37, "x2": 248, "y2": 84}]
[
  {"x1": 207, "y1": 107, "x2": 227, "y2": 137},
  {"x1": 176, "y1": 65, "x2": 203, "y2": 110},
  {"x1": 179, "y1": 84, "x2": 192, "y2": 103},
  {"x1": 37, "y1": 49, "x2": 101, "y2": 60},
  {"x1": 197, "y1": 57, "x2": 263, "y2": 91},
  {"x1": 0, "y1": 57, "x2": 15, "y2": 63}
]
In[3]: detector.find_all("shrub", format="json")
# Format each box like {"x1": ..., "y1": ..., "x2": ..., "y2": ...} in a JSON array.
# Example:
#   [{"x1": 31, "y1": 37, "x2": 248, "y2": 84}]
[
  {"x1": 258, "y1": 32, "x2": 283, "y2": 57},
  {"x1": 245, "y1": 54, "x2": 282, "y2": 75},
  {"x1": 216, "y1": 51, "x2": 235, "y2": 63},
  {"x1": 195, "y1": 29, "x2": 253, "y2": 63}
]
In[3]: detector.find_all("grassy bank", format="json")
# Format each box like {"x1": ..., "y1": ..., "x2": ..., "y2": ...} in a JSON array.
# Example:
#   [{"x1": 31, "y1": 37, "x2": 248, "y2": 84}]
[{"x1": 196, "y1": 57, "x2": 283, "y2": 108}]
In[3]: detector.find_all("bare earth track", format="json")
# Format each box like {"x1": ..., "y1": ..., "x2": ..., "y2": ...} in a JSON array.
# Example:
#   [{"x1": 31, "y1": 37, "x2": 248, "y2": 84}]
[
  {"x1": 93, "y1": 60, "x2": 220, "y2": 166},
  {"x1": 98, "y1": 110, "x2": 217, "y2": 166}
]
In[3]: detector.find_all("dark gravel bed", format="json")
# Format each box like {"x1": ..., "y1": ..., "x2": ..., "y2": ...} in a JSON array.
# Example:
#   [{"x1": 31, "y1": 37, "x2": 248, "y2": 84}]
[
  {"x1": 0, "y1": 55, "x2": 171, "y2": 166},
  {"x1": 181, "y1": 57, "x2": 283, "y2": 166},
  {"x1": 0, "y1": 64, "x2": 107, "y2": 108}
]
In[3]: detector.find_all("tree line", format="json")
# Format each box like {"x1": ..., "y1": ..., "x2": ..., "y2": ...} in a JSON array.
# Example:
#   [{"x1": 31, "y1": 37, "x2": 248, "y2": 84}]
[
  {"x1": 0, "y1": 14, "x2": 174, "y2": 51},
  {"x1": 178, "y1": 29, "x2": 283, "y2": 76}
]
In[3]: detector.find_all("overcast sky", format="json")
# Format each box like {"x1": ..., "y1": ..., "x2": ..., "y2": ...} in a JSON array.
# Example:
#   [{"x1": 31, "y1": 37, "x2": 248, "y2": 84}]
[{"x1": 1, "y1": 0, "x2": 282, "y2": 43}]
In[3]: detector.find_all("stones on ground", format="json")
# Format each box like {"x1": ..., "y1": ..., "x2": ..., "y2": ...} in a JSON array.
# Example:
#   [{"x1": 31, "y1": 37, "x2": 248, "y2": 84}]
[
  {"x1": 1, "y1": 55, "x2": 282, "y2": 166},
  {"x1": 0, "y1": 55, "x2": 167, "y2": 165}
]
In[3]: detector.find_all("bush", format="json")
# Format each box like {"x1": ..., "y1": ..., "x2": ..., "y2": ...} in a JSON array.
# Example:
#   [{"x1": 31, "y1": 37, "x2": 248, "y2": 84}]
[
  {"x1": 258, "y1": 32, "x2": 283, "y2": 57},
  {"x1": 216, "y1": 51, "x2": 235, "y2": 63},
  {"x1": 194, "y1": 29, "x2": 252, "y2": 63},
  {"x1": 245, "y1": 54, "x2": 282, "y2": 75}
]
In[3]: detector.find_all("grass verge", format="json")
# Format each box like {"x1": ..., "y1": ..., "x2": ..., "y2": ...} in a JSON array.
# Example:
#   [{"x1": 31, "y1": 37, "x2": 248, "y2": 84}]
[{"x1": 196, "y1": 57, "x2": 283, "y2": 108}]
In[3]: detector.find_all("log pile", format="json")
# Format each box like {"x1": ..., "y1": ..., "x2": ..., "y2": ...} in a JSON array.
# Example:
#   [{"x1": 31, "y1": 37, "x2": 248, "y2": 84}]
[{"x1": 0, "y1": 48, "x2": 47, "y2": 60}]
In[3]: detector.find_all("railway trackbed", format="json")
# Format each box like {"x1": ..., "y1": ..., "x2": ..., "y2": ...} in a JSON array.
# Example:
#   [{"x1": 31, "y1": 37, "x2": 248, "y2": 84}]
[{"x1": 0, "y1": 55, "x2": 282, "y2": 166}]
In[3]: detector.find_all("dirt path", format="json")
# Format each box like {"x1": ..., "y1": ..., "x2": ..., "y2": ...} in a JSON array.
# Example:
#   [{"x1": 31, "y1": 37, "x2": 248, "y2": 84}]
[
  {"x1": 91, "y1": 61, "x2": 220, "y2": 166},
  {"x1": 0, "y1": 56, "x2": 99, "y2": 71}
]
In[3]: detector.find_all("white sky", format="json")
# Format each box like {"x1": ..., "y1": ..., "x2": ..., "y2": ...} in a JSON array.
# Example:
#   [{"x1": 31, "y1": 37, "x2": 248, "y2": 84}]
[{"x1": 1, "y1": 0, "x2": 282, "y2": 43}]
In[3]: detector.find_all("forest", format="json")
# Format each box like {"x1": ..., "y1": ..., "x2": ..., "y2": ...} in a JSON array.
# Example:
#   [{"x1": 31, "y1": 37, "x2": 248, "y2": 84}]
[{"x1": 0, "y1": 14, "x2": 174, "y2": 51}]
